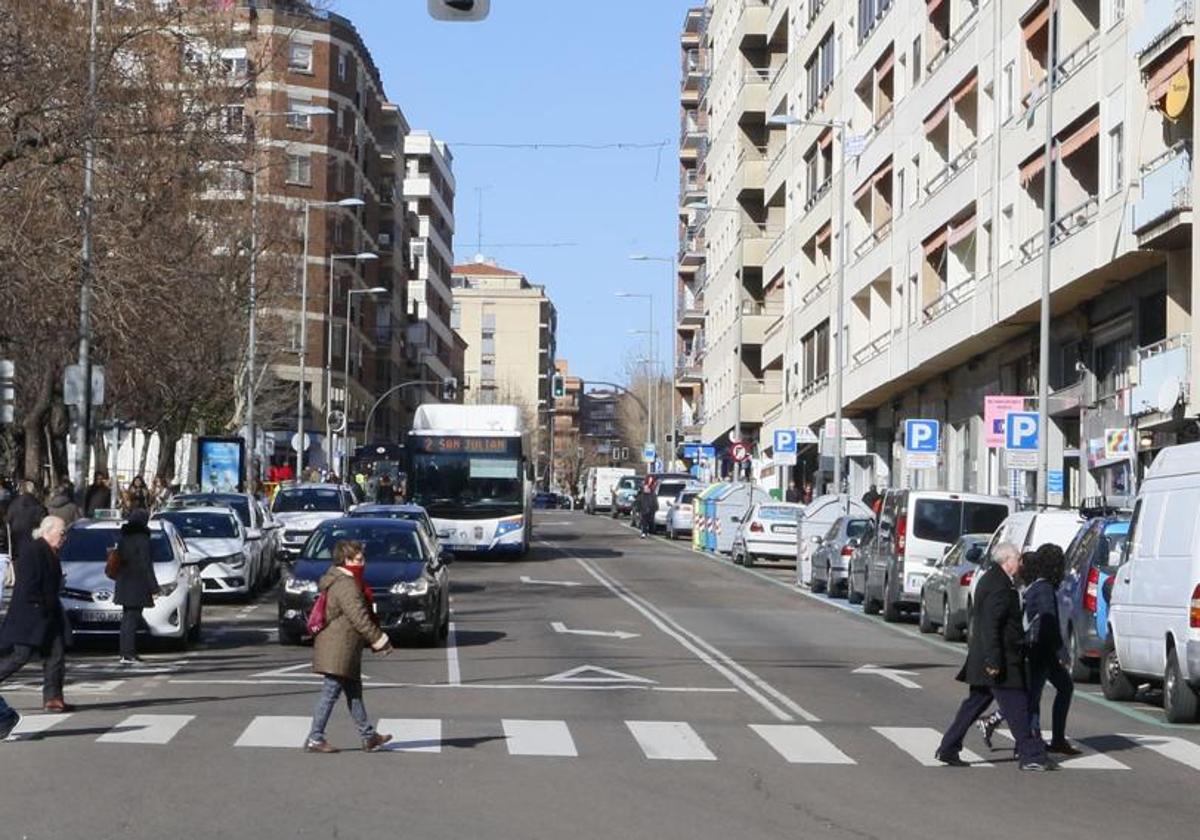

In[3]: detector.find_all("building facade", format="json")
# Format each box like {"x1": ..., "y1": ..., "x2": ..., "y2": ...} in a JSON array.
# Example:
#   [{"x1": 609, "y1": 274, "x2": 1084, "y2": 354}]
[
  {"x1": 552, "y1": 360, "x2": 585, "y2": 494},
  {"x1": 682, "y1": 0, "x2": 1196, "y2": 505}
]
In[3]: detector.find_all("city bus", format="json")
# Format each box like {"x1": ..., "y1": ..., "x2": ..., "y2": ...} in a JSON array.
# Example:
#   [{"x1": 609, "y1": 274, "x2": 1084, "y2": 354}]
[{"x1": 405, "y1": 404, "x2": 532, "y2": 556}]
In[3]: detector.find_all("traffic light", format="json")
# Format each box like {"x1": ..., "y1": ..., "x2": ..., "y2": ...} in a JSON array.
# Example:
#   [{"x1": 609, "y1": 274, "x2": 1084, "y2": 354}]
[
  {"x1": 428, "y1": 0, "x2": 490, "y2": 21},
  {"x1": 551, "y1": 374, "x2": 566, "y2": 399},
  {"x1": 440, "y1": 376, "x2": 458, "y2": 402},
  {"x1": 0, "y1": 360, "x2": 13, "y2": 425}
]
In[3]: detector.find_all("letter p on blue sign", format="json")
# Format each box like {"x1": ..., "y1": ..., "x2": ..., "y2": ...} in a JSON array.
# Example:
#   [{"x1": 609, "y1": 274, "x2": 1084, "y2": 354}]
[
  {"x1": 905, "y1": 419, "x2": 939, "y2": 453},
  {"x1": 1005, "y1": 411, "x2": 1039, "y2": 450}
]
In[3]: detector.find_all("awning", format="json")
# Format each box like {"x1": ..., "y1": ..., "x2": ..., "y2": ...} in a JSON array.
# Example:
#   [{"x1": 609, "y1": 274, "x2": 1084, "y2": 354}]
[
  {"x1": 1019, "y1": 149, "x2": 1048, "y2": 186},
  {"x1": 947, "y1": 211, "x2": 976, "y2": 246},
  {"x1": 927, "y1": 0, "x2": 945, "y2": 15},
  {"x1": 923, "y1": 226, "x2": 948, "y2": 255},
  {"x1": 1022, "y1": 1, "x2": 1049, "y2": 41},
  {"x1": 923, "y1": 100, "x2": 950, "y2": 134},
  {"x1": 1146, "y1": 41, "x2": 1195, "y2": 102},
  {"x1": 818, "y1": 128, "x2": 833, "y2": 149},
  {"x1": 951, "y1": 72, "x2": 978, "y2": 103},
  {"x1": 815, "y1": 222, "x2": 832, "y2": 246},
  {"x1": 1058, "y1": 115, "x2": 1100, "y2": 161},
  {"x1": 874, "y1": 46, "x2": 895, "y2": 79},
  {"x1": 853, "y1": 159, "x2": 892, "y2": 202}
]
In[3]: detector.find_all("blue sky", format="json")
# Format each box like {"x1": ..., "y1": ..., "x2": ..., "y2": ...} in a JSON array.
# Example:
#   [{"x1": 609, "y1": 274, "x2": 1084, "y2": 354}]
[{"x1": 332, "y1": 0, "x2": 691, "y2": 385}]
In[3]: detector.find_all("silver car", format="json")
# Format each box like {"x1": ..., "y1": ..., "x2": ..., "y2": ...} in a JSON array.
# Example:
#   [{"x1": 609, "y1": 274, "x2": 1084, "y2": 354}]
[
  {"x1": 810, "y1": 516, "x2": 875, "y2": 597},
  {"x1": 665, "y1": 488, "x2": 701, "y2": 540},
  {"x1": 917, "y1": 533, "x2": 988, "y2": 641}
]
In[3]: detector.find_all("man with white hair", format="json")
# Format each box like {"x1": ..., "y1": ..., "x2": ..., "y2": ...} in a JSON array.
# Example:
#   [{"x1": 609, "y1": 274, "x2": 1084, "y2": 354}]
[
  {"x1": 935, "y1": 542, "x2": 1055, "y2": 771},
  {"x1": 0, "y1": 515, "x2": 73, "y2": 713}
]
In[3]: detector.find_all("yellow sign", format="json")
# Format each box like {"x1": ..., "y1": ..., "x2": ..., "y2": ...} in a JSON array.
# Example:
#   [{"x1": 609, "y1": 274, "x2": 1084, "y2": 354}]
[{"x1": 1164, "y1": 69, "x2": 1190, "y2": 121}]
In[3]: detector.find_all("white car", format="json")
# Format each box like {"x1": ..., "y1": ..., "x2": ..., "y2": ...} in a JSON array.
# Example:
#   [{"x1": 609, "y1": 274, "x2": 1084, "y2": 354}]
[
  {"x1": 653, "y1": 479, "x2": 697, "y2": 531},
  {"x1": 665, "y1": 488, "x2": 702, "y2": 540},
  {"x1": 166, "y1": 492, "x2": 282, "y2": 591},
  {"x1": 58, "y1": 518, "x2": 203, "y2": 649},
  {"x1": 271, "y1": 484, "x2": 355, "y2": 560},
  {"x1": 732, "y1": 502, "x2": 804, "y2": 567},
  {"x1": 153, "y1": 507, "x2": 260, "y2": 599}
]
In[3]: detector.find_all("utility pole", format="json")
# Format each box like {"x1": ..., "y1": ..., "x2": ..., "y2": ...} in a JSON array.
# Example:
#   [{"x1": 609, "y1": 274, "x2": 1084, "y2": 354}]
[
  {"x1": 1035, "y1": 0, "x2": 1058, "y2": 506},
  {"x1": 75, "y1": 0, "x2": 99, "y2": 488}
]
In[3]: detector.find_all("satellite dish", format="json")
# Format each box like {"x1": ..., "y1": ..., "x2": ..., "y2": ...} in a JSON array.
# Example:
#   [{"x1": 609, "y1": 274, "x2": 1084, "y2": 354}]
[{"x1": 1155, "y1": 376, "x2": 1182, "y2": 414}]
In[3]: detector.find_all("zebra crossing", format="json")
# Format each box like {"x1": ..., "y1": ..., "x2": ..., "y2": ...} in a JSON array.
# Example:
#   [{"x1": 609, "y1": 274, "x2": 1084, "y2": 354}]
[{"x1": 7, "y1": 711, "x2": 1200, "y2": 772}]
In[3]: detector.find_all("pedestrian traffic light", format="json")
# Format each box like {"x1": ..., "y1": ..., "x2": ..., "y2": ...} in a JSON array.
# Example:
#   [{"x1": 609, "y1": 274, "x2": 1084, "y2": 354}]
[
  {"x1": 428, "y1": 0, "x2": 490, "y2": 21},
  {"x1": 440, "y1": 376, "x2": 458, "y2": 402},
  {"x1": 551, "y1": 374, "x2": 566, "y2": 399}
]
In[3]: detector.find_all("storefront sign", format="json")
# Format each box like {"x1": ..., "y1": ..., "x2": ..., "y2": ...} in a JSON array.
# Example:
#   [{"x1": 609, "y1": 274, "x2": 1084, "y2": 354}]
[
  {"x1": 1104, "y1": 428, "x2": 1133, "y2": 460},
  {"x1": 984, "y1": 396, "x2": 1026, "y2": 447}
]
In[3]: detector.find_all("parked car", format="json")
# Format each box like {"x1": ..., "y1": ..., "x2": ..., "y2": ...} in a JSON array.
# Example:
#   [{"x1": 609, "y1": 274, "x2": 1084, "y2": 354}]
[
  {"x1": 583, "y1": 466, "x2": 635, "y2": 514},
  {"x1": 1104, "y1": 443, "x2": 1200, "y2": 722},
  {"x1": 58, "y1": 518, "x2": 204, "y2": 649},
  {"x1": 613, "y1": 476, "x2": 640, "y2": 519},
  {"x1": 153, "y1": 506, "x2": 262, "y2": 599},
  {"x1": 1058, "y1": 515, "x2": 1129, "y2": 681},
  {"x1": 797, "y1": 495, "x2": 875, "y2": 587},
  {"x1": 810, "y1": 515, "x2": 875, "y2": 596},
  {"x1": 166, "y1": 491, "x2": 281, "y2": 590},
  {"x1": 666, "y1": 487, "x2": 701, "y2": 540},
  {"x1": 271, "y1": 484, "x2": 356, "y2": 562},
  {"x1": 279, "y1": 517, "x2": 452, "y2": 648},
  {"x1": 652, "y1": 478, "x2": 697, "y2": 532},
  {"x1": 533, "y1": 491, "x2": 559, "y2": 509},
  {"x1": 732, "y1": 502, "x2": 804, "y2": 567},
  {"x1": 917, "y1": 533, "x2": 989, "y2": 640},
  {"x1": 864, "y1": 490, "x2": 1014, "y2": 622},
  {"x1": 846, "y1": 532, "x2": 877, "y2": 606}
]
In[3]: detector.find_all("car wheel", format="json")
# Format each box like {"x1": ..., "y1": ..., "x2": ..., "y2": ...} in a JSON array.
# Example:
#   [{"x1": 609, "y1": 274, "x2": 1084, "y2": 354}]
[
  {"x1": 1067, "y1": 626, "x2": 1097, "y2": 683},
  {"x1": 1100, "y1": 634, "x2": 1136, "y2": 702},
  {"x1": 863, "y1": 585, "x2": 881, "y2": 615},
  {"x1": 881, "y1": 578, "x2": 901, "y2": 622},
  {"x1": 1164, "y1": 648, "x2": 1200, "y2": 723},
  {"x1": 186, "y1": 603, "x2": 203, "y2": 643},
  {"x1": 942, "y1": 599, "x2": 964, "y2": 642},
  {"x1": 847, "y1": 574, "x2": 864, "y2": 605},
  {"x1": 827, "y1": 566, "x2": 844, "y2": 599},
  {"x1": 279, "y1": 625, "x2": 304, "y2": 646},
  {"x1": 811, "y1": 566, "x2": 827, "y2": 593},
  {"x1": 918, "y1": 594, "x2": 936, "y2": 634},
  {"x1": 743, "y1": 552, "x2": 755, "y2": 568}
]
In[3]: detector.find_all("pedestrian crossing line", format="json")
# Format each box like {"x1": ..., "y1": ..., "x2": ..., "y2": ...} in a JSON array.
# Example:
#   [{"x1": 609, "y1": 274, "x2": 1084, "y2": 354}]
[
  {"x1": 502, "y1": 719, "x2": 578, "y2": 757},
  {"x1": 97, "y1": 714, "x2": 195, "y2": 745},
  {"x1": 751, "y1": 724, "x2": 856, "y2": 765},
  {"x1": 378, "y1": 718, "x2": 442, "y2": 753},
  {"x1": 626, "y1": 721, "x2": 717, "y2": 761},
  {"x1": 234, "y1": 715, "x2": 311, "y2": 748},
  {"x1": 3, "y1": 713, "x2": 73, "y2": 742},
  {"x1": 996, "y1": 730, "x2": 1130, "y2": 770},
  {"x1": 873, "y1": 726, "x2": 992, "y2": 768},
  {"x1": 1121, "y1": 734, "x2": 1200, "y2": 771}
]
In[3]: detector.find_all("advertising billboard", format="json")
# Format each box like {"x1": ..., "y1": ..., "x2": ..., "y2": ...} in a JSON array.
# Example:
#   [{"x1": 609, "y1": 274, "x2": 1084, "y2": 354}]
[{"x1": 196, "y1": 436, "x2": 245, "y2": 493}]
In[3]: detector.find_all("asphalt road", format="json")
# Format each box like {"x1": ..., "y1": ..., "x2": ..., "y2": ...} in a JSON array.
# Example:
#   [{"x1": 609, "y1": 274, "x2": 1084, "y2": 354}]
[{"x1": 3, "y1": 510, "x2": 1200, "y2": 840}]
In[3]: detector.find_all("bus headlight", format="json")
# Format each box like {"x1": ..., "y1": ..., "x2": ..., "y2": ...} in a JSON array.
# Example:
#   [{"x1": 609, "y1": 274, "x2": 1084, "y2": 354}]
[{"x1": 495, "y1": 517, "x2": 523, "y2": 536}]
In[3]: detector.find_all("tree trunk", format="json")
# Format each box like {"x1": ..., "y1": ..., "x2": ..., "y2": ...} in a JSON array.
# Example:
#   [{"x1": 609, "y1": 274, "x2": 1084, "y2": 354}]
[
  {"x1": 156, "y1": 430, "x2": 180, "y2": 485},
  {"x1": 21, "y1": 366, "x2": 56, "y2": 489},
  {"x1": 136, "y1": 429, "x2": 152, "y2": 479}
]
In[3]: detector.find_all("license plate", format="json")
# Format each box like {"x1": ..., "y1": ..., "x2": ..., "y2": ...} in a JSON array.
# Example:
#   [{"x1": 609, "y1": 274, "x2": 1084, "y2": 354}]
[
  {"x1": 79, "y1": 610, "x2": 118, "y2": 623},
  {"x1": 772, "y1": 525, "x2": 796, "y2": 533},
  {"x1": 449, "y1": 544, "x2": 474, "y2": 552},
  {"x1": 905, "y1": 574, "x2": 925, "y2": 593}
]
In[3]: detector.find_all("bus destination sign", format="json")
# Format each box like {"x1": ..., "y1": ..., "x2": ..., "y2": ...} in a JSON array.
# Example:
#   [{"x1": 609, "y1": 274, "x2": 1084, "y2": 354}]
[{"x1": 417, "y1": 436, "x2": 519, "y2": 455}]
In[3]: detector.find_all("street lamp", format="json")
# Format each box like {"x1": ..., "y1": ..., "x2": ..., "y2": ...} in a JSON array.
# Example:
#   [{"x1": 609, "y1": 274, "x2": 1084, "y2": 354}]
[
  {"x1": 616, "y1": 291, "x2": 655, "y2": 459},
  {"x1": 342, "y1": 284, "x2": 389, "y2": 479},
  {"x1": 767, "y1": 113, "x2": 850, "y2": 495},
  {"x1": 629, "y1": 254, "x2": 678, "y2": 469},
  {"x1": 325, "y1": 252, "x2": 378, "y2": 469},
  {"x1": 296, "y1": 196, "x2": 364, "y2": 478}
]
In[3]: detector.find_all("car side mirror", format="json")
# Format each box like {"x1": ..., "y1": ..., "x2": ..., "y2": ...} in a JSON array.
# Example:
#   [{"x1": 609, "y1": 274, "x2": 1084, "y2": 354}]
[
  {"x1": 438, "y1": 551, "x2": 455, "y2": 566},
  {"x1": 810, "y1": 535, "x2": 823, "y2": 545}
]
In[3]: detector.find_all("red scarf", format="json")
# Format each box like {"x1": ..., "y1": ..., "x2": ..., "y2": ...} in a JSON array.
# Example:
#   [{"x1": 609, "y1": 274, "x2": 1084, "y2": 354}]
[{"x1": 346, "y1": 565, "x2": 374, "y2": 604}]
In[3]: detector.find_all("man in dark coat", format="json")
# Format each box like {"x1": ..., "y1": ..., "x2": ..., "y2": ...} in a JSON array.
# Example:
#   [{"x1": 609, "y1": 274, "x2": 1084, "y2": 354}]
[
  {"x1": 5, "y1": 481, "x2": 47, "y2": 561},
  {"x1": 375, "y1": 474, "x2": 396, "y2": 505},
  {"x1": 83, "y1": 471, "x2": 112, "y2": 518},
  {"x1": 637, "y1": 477, "x2": 657, "y2": 539},
  {"x1": 936, "y1": 542, "x2": 1055, "y2": 770},
  {"x1": 0, "y1": 515, "x2": 72, "y2": 712},
  {"x1": 114, "y1": 508, "x2": 159, "y2": 664}
]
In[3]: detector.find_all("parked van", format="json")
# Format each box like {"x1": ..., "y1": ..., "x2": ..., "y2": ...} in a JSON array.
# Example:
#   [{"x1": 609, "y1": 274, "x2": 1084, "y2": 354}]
[
  {"x1": 796, "y1": 495, "x2": 874, "y2": 587},
  {"x1": 1103, "y1": 443, "x2": 1200, "y2": 723},
  {"x1": 583, "y1": 467, "x2": 636, "y2": 514},
  {"x1": 865, "y1": 490, "x2": 1014, "y2": 622}
]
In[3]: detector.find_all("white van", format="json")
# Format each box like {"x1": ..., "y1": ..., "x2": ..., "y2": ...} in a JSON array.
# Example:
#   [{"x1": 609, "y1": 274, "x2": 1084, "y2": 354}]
[
  {"x1": 583, "y1": 467, "x2": 636, "y2": 514},
  {"x1": 1104, "y1": 443, "x2": 1200, "y2": 723}
]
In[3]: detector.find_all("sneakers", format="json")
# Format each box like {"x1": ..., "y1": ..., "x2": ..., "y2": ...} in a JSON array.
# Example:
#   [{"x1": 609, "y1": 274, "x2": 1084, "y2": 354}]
[
  {"x1": 118, "y1": 657, "x2": 141, "y2": 667},
  {"x1": 0, "y1": 707, "x2": 21, "y2": 741},
  {"x1": 1018, "y1": 759, "x2": 1061, "y2": 772},
  {"x1": 977, "y1": 713, "x2": 1001, "y2": 749},
  {"x1": 303, "y1": 739, "x2": 338, "y2": 754},
  {"x1": 934, "y1": 751, "x2": 970, "y2": 767},
  {"x1": 362, "y1": 733, "x2": 393, "y2": 752},
  {"x1": 1047, "y1": 741, "x2": 1084, "y2": 757}
]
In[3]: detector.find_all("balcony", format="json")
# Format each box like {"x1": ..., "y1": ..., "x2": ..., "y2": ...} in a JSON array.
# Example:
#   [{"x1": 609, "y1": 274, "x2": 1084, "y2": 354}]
[
  {"x1": 738, "y1": 378, "x2": 781, "y2": 425},
  {"x1": 738, "y1": 69, "x2": 769, "y2": 116},
  {"x1": 736, "y1": 0, "x2": 770, "y2": 46},
  {"x1": 1133, "y1": 0, "x2": 1194, "y2": 68},
  {"x1": 679, "y1": 229, "x2": 706, "y2": 265},
  {"x1": 1131, "y1": 333, "x2": 1191, "y2": 418},
  {"x1": 740, "y1": 222, "x2": 772, "y2": 267},
  {"x1": 676, "y1": 353, "x2": 704, "y2": 383},
  {"x1": 922, "y1": 274, "x2": 978, "y2": 323},
  {"x1": 735, "y1": 145, "x2": 768, "y2": 196},
  {"x1": 741, "y1": 299, "x2": 784, "y2": 346},
  {"x1": 1024, "y1": 32, "x2": 1100, "y2": 111},
  {"x1": 1132, "y1": 143, "x2": 1192, "y2": 248},
  {"x1": 925, "y1": 142, "x2": 977, "y2": 200},
  {"x1": 802, "y1": 273, "x2": 831, "y2": 306},
  {"x1": 677, "y1": 290, "x2": 705, "y2": 326},
  {"x1": 1018, "y1": 195, "x2": 1101, "y2": 264}
]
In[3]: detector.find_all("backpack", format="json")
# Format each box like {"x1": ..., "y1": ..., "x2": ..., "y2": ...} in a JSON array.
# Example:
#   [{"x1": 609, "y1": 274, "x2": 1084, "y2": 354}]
[{"x1": 306, "y1": 590, "x2": 330, "y2": 636}]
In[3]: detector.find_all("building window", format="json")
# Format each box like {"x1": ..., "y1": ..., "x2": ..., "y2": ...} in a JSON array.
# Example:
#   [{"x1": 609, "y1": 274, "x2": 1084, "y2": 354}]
[
  {"x1": 336, "y1": 49, "x2": 347, "y2": 81},
  {"x1": 286, "y1": 153, "x2": 311, "y2": 186},
  {"x1": 1108, "y1": 124, "x2": 1123, "y2": 196},
  {"x1": 288, "y1": 42, "x2": 313, "y2": 73},
  {"x1": 220, "y1": 105, "x2": 244, "y2": 135},
  {"x1": 896, "y1": 167, "x2": 906, "y2": 217},
  {"x1": 1094, "y1": 334, "x2": 1132, "y2": 400},
  {"x1": 1001, "y1": 204, "x2": 1014, "y2": 264},
  {"x1": 286, "y1": 98, "x2": 311, "y2": 129},
  {"x1": 912, "y1": 36, "x2": 921, "y2": 86},
  {"x1": 450, "y1": 303, "x2": 461, "y2": 329},
  {"x1": 1002, "y1": 61, "x2": 1015, "y2": 122}
]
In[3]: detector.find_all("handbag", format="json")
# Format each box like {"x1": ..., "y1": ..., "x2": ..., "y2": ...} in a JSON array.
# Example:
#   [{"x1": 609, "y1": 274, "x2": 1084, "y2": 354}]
[
  {"x1": 305, "y1": 591, "x2": 329, "y2": 636},
  {"x1": 104, "y1": 547, "x2": 121, "y2": 580}
]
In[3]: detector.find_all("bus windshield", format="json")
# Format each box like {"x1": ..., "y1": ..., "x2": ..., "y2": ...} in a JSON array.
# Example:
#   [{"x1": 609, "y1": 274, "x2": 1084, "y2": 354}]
[{"x1": 410, "y1": 452, "x2": 524, "y2": 519}]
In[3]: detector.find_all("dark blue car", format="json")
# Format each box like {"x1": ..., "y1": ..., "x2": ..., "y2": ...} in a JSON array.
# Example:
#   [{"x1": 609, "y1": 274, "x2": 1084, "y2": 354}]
[
  {"x1": 1058, "y1": 515, "x2": 1130, "y2": 682},
  {"x1": 278, "y1": 517, "x2": 452, "y2": 647}
]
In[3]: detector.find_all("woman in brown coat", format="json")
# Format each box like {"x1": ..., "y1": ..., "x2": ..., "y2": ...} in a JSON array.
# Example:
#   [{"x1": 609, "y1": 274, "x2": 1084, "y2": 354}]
[{"x1": 304, "y1": 539, "x2": 394, "y2": 753}]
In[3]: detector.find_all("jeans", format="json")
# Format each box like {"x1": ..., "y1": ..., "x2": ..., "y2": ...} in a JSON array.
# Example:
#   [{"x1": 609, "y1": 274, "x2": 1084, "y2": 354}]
[
  {"x1": 938, "y1": 685, "x2": 1048, "y2": 765},
  {"x1": 0, "y1": 631, "x2": 67, "y2": 703},
  {"x1": 1028, "y1": 657, "x2": 1073, "y2": 745},
  {"x1": 0, "y1": 554, "x2": 9, "y2": 611},
  {"x1": 120, "y1": 608, "x2": 143, "y2": 660},
  {"x1": 308, "y1": 675, "x2": 375, "y2": 744}
]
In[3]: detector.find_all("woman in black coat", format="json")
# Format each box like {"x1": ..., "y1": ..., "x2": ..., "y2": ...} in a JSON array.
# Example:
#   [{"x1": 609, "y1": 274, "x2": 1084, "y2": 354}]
[
  {"x1": 637, "y1": 477, "x2": 658, "y2": 538},
  {"x1": 114, "y1": 509, "x2": 159, "y2": 664}
]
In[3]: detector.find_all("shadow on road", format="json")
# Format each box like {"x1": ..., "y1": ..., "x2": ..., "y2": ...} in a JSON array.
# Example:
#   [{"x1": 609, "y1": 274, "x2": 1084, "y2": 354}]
[{"x1": 451, "y1": 629, "x2": 507, "y2": 648}]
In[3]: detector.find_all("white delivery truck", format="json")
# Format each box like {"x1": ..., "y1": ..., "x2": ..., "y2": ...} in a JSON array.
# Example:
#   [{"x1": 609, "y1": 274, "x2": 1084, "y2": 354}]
[{"x1": 583, "y1": 466, "x2": 636, "y2": 515}]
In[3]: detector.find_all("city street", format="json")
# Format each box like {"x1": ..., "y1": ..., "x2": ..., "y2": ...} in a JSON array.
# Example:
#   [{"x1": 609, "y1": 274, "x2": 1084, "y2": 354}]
[{"x1": 2, "y1": 510, "x2": 1200, "y2": 840}]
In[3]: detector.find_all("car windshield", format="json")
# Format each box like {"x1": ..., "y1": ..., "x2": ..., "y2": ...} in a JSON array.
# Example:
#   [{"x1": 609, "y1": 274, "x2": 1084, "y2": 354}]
[
  {"x1": 155, "y1": 512, "x2": 238, "y2": 540},
  {"x1": 846, "y1": 519, "x2": 872, "y2": 538},
  {"x1": 410, "y1": 452, "x2": 523, "y2": 517},
  {"x1": 913, "y1": 499, "x2": 1010, "y2": 544},
  {"x1": 273, "y1": 489, "x2": 344, "y2": 513},
  {"x1": 60, "y1": 528, "x2": 175, "y2": 563},
  {"x1": 173, "y1": 495, "x2": 252, "y2": 527},
  {"x1": 618, "y1": 478, "x2": 638, "y2": 491},
  {"x1": 679, "y1": 492, "x2": 698, "y2": 504},
  {"x1": 302, "y1": 523, "x2": 425, "y2": 562}
]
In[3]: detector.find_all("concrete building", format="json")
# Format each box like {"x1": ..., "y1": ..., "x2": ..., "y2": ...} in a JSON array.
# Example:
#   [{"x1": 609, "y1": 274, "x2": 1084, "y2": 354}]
[
  {"x1": 682, "y1": 0, "x2": 1196, "y2": 506},
  {"x1": 551, "y1": 360, "x2": 585, "y2": 493},
  {"x1": 450, "y1": 258, "x2": 558, "y2": 480}
]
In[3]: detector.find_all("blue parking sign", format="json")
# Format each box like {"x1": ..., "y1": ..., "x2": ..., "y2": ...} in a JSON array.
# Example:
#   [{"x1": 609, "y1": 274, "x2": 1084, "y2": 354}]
[
  {"x1": 1005, "y1": 411, "x2": 1039, "y2": 450},
  {"x1": 905, "y1": 419, "x2": 939, "y2": 453},
  {"x1": 774, "y1": 428, "x2": 798, "y2": 454}
]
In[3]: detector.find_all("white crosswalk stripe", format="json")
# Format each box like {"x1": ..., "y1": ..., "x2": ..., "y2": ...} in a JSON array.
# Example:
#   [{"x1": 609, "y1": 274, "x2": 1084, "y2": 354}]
[
  {"x1": 234, "y1": 715, "x2": 311, "y2": 749},
  {"x1": 626, "y1": 721, "x2": 717, "y2": 761},
  {"x1": 996, "y1": 730, "x2": 1130, "y2": 770},
  {"x1": 97, "y1": 714, "x2": 194, "y2": 745},
  {"x1": 751, "y1": 724, "x2": 856, "y2": 764},
  {"x1": 503, "y1": 719, "x2": 578, "y2": 757},
  {"x1": 378, "y1": 718, "x2": 442, "y2": 753},
  {"x1": 4, "y1": 713, "x2": 73, "y2": 741},
  {"x1": 1121, "y1": 734, "x2": 1200, "y2": 771},
  {"x1": 874, "y1": 726, "x2": 992, "y2": 767}
]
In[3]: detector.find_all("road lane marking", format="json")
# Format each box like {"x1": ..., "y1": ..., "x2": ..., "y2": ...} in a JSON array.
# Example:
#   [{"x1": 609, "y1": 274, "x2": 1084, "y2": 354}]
[
  {"x1": 97, "y1": 714, "x2": 194, "y2": 745},
  {"x1": 853, "y1": 664, "x2": 922, "y2": 689},
  {"x1": 996, "y1": 730, "x2": 1129, "y2": 769},
  {"x1": 550, "y1": 621, "x2": 639, "y2": 640},
  {"x1": 544, "y1": 543, "x2": 818, "y2": 723},
  {"x1": 503, "y1": 719, "x2": 578, "y2": 757},
  {"x1": 519, "y1": 575, "x2": 582, "y2": 587},
  {"x1": 751, "y1": 724, "x2": 857, "y2": 765},
  {"x1": 542, "y1": 664, "x2": 655, "y2": 685},
  {"x1": 1120, "y1": 734, "x2": 1200, "y2": 770},
  {"x1": 168, "y1": 677, "x2": 737, "y2": 693},
  {"x1": 874, "y1": 727, "x2": 992, "y2": 767},
  {"x1": 446, "y1": 620, "x2": 461, "y2": 686},
  {"x1": 249, "y1": 662, "x2": 321, "y2": 680},
  {"x1": 4, "y1": 714, "x2": 73, "y2": 741},
  {"x1": 626, "y1": 721, "x2": 717, "y2": 761},
  {"x1": 234, "y1": 716, "x2": 310, "y2": 748},
  {"x1": 378, "y1": 718, "x2": 442, "y2": 753}
]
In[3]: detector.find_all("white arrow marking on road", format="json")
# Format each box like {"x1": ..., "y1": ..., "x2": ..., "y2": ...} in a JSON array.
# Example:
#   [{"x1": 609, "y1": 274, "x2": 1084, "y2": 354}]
[
  {"x1": 520, "y1": 575, "x2": 582, "y2": 587},
  {"x1": 852, "y1": 664, "x2": 922, "y2": 689},
  {"x1": 550, "y1": 621, "x2": 640, "y2": 640},
  {"x1": 542, "y1": 664, "x2": 656, "y2": 685}
]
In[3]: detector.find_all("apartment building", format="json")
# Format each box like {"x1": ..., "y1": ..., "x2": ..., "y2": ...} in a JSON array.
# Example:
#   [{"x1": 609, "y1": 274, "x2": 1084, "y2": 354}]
[
  {"x1": 684, "y1": 0, "x2": 1196, "y2": 505},
  {"x1": 403, "y1": 130, "x2": 466, "y2": 408},
  {"x1": 450, "y1": 258, "x2": 558, "y2": 477},
  {"x1": 552, "y1": 360, "x2": 585, "y2": 491}
]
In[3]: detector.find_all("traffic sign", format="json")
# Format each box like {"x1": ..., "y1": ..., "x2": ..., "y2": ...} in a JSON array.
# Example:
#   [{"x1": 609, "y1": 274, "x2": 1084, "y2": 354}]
[
  {"x1": 904, "y1": 419, "x2": 940, "y2": 453},
  {"x1": 1005, "y1": 411, "x2": 1039, "y2": 450},
  {"x1": 291, "y1": 432, "x2": 311, "y2": 453},
  {"x1": 731, "y1": 441, "x2": 751, "y2": 463},
  {"x1": 641, "y1": 443, "x2": 656, "y2": 463},
  {"x1": 774, "y1": 428, "x2": 798, "y2": 465}
]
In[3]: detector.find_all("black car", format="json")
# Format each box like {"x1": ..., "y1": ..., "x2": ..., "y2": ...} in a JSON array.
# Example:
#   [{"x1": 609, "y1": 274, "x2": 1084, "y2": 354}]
[{"x1": 278, "y1": 517, "x2": 452, "y2": 647}]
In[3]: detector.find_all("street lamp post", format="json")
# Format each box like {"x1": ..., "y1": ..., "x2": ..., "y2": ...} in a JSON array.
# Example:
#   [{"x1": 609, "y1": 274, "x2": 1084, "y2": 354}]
[
  {"x1": 615, "y1": 291, "x2": 655, "y2": 462},
  {"x1": 342, "y1": 285, "x2": 388, "y2": 479},
  {"x1": 324, "y1": 252, "x2": 377, "y2": 469},
  {"x1": 630, "y1": 254, "x2": 677, "y2": 469}
]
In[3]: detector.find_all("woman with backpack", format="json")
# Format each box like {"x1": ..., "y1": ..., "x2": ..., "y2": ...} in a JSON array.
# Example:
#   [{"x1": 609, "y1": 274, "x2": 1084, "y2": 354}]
[{"x1": 304, "y1": 539, "x2": 394, "y2": 753}]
